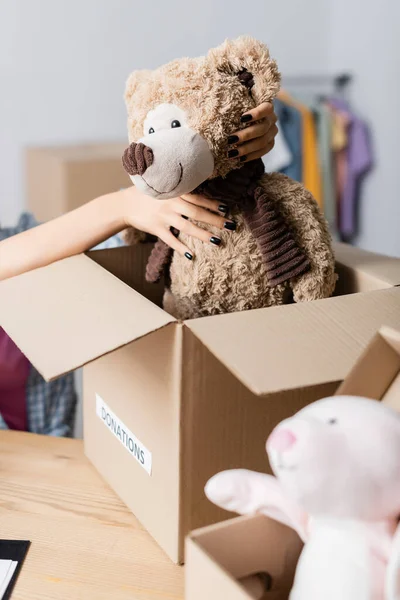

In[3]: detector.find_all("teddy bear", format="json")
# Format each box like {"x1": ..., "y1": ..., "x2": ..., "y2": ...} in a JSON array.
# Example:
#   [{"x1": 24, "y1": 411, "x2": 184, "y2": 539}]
[
  {"x1": 205, "y1": 395, "x2": 400, "y2": 600},
  {"x1": 121, "y1": 37, "x2": 337, "y2": 320}
]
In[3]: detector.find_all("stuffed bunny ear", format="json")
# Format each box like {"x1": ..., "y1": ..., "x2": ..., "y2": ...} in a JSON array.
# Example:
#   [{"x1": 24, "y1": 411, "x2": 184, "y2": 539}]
[
  {"x1": 205, "y1": 469, "x2": 309, "y2": 542},
  {"x1": 206, "y1": 36, "x2": 281, "y2": 103}
]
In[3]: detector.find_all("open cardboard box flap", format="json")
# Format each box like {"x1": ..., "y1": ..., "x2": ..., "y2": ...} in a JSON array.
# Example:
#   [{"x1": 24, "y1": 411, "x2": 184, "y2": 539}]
[
  {"x1": 334, "y1": 242, "x2": 400, "y2": 287},
  {"x1": 186, "y1": 514, "x2": 302, "y2": 600},
  {"x1": 337, "y1": 326, "x2": 400, "y2": 409},
  {"x1": 0, "y1": 253, "x2": 175, "y2": 380},
  {"x1": 186, "y1": 287, "x2": 400, "y2": 396},
  {"x1": 1, "y1": 242, "x2": 400, "y2": 391}
]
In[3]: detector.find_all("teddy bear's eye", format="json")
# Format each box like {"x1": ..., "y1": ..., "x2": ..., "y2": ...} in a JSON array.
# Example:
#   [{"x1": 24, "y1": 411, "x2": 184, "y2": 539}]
[
  {"x1": 148, "y1": 127, "x2": 155, "y2": 134},
  {"x1": 327, "y1": 418, "x2": 338, "y2": 425},
  {"x1": 171, "y1": 120, "x2": 181, "y2": 128}
]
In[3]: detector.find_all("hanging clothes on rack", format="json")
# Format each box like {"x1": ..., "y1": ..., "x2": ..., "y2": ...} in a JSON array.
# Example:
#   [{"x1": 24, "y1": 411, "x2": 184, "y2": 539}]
[
  {"x1": 314, "y1": 103, "x2": 337, "y2": 239},
  {"x1": 262, "y1": 114, "x2": 292, "y2": 174},
  {"x1": 328, "y1": 105, "x2": 349, "y2": 234},
  {"x1": 328, "y1": 98, "x2": 373, "y2": 240},
  {"x1": 272, "y1": 98, "x2": 303, "y2": 182},
  {"x1": 267, "y1": 74, "x2": 372, "y2": 243},
  {"x1": 277, "y1": 90, "x2": 323, "y2": 209}
]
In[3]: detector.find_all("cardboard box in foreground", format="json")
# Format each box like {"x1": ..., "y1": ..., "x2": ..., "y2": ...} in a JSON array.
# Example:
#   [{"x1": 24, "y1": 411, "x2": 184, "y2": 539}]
[
  {"x1": 1, "y1": 243, "x2": 400, "y2": 563},
  {"x1": 26, "y1": 143, "x2": 129, "y2": 221},
  {"x1": 185, "y1": 326, "x2": 400, "y2": 598},
  {"x1": 186, "y1": 515, "x2": 302, "y2": 600},
  {"x1": 337, "y1": 325, "x2": 400, "y2": 406}
]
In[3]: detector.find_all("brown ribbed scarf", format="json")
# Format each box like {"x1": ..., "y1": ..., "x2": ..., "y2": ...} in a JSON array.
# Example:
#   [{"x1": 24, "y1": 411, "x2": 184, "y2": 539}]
[{"x1": 145, "y1": 159, "x2": 310, "y2": 287}]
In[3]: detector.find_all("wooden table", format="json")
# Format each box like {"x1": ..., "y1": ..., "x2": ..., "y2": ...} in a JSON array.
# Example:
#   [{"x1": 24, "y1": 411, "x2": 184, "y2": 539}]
[{"x1": 0, "y1": 431, "x2": 184, "y2": 600}]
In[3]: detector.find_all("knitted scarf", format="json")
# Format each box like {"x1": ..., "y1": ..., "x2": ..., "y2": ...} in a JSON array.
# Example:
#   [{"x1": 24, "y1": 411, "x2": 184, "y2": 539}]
[{"x1": 145, "y1": 159, "x2": 310, "y2": 287}]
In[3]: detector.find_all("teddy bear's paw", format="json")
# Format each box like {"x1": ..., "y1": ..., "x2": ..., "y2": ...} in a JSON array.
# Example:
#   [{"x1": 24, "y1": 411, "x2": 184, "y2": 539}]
[{"x1": 292, "y1": 269, "x2": 338, "y2": 303}]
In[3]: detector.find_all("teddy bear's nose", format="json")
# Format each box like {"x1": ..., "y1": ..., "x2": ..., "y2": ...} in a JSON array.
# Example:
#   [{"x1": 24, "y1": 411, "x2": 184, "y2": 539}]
[
  {"x1": 267, "y1": 428, "x2": 297, "y2": 453},
  {"x1": 122, "y1": 142, "x2": 154, "y2": 176}
]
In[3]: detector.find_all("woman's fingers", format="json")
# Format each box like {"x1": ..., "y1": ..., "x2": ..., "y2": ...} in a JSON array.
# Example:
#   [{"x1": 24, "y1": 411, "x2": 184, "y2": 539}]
[
  {"x1": 160, "y1": 217, "x2": 223, "y2": 260},
  {"x1": 172, "y1": 198, "x2": 235, "y2": 230},
  {"x1": 154, "y1": 191, "x2": 238, "y2": 257},
  {"x1": 170, "y1": 216, "x2": 222, "y2": 246},
  {"x1": 228, "y1": 102, "x2": 278, "y2": 162},
  {"x1": 228, "y1": 128, "x2": 277, "y2": 160},
  {"x1": 227, "y1": 102, "x2": 278, "y2": 160},
  {"x1": 240, "y1": 101, "x2": 275, "y2": 123},
  {"x1": 180, "y1": 194, "x2": 228, "y2": 216},
  {"x1": 242, "y1": 140, "x2": 276, "y2": 163},
  {"x1": 228, "y1": 122, "x2": 268, "y2": 146},
  {"x1": 159, "y1": 229, "x2": 195, "y2": 260}
]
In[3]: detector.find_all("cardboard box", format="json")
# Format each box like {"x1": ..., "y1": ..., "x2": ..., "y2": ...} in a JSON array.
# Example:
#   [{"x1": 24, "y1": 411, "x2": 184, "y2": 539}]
[
  {"x1": 1, "y1": 243, "x2": 400, "y2": 563},
  {"x1": 25, "y1": 143, "x2": 129, "y2": 221},
  {"x1": 338, "y1": 325, "x2": 400, "y2": 408},
  {"x1": 185, "y1": 326, "x2": 400, "y2": 599},
  {"x1": 186, "y1": 515, "x2": 302, "y2": 600}
]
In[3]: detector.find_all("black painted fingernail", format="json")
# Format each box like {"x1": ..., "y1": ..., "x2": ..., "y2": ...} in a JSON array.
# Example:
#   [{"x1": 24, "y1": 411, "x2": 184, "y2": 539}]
[
  {"x1": 227, "y1": 135, "x2": 239, "y2": 145},
  {"x1": 185, "y1": 252, "x2": 193, "y2": 260},
  {"x1": 240, "y1": 156, "x2": 247, "y2": 162},
  {"x1": 224, "y1": 221, "x2": 237, "y2": 231},
  {"x1": 182, "y1": 215, "x2": 189, "y2": 220},
  {"x1": 228, "y1": 149, "x2": 239, "y2": 158},
  {"x1": 241, "y1": 113, "x2": 253, "y2": 123},
  {"x1": 210, "y1": 236, "x2": 221, "y2": 246},
  {"x1": 218, "y1": 203, "x2": 228, "y2": 214}
]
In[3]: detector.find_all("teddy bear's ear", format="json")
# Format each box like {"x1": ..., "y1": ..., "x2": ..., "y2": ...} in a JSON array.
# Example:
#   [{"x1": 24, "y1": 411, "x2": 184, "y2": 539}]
[
  {"x1": 206, "y1": 36, "x2": 281, "y2": 103},
  {"x1": 124, "y1": 69, "x2": 152, "y2": 110}
]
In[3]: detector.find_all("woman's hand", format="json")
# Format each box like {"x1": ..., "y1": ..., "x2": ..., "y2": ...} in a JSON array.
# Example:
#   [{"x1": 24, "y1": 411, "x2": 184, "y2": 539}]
[
  {"x1": 122, "y1": 187, "x2": 236, "y2": 259},
  {"x1": 227, "y1": 102, "x2": 278, "y2": 163}
]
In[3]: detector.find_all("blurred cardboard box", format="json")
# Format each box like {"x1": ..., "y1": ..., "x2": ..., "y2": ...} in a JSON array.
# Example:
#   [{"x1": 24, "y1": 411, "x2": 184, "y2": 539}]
[
  {"x1": 338, "y1": 325, "x2": 400, "y2": 407},
  {"x1": 185, "y1": 326, "x2": 400, "y2": 599},
  {"x1": 186, "y1": 515, "x2": 302, "y2": 600},
  {"x1": 1, "y1": 243, "x2": 400, "y2": 563},
  {"x1": 25, "y1": 143, "x2": 130, "y2": 221}
]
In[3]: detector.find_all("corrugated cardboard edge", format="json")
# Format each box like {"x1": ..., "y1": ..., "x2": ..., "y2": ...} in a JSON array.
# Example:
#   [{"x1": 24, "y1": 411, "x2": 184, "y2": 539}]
[
  {"x1": 184, "y1": 320, "x2": 342, "y2": 399},
  {"x1": 40, "y1": 320, "x2": 178, "y2": 382},
  {"x1": 333, "y1": 242, "x2": 400, "y2": 287},
  {"x1": 184, "y1": 287, "x2": 400, "y2": 397},
  {"x1": 186, "y1": 514, "x2": 302, "y2": 600},
  {"x1": 186, "y1": 516, "x2": 263, "y2": 600},
  {"x1": 173, "y1": 322, "x2": 185, "y2": 564},
  {"x1": 0, "y1": 253, "x2": 176, "y2": 381},
  {"x1": 185, "y1": 538, "x2": 251, "y2": 600},
  {"x1": 378, "y1": 326, "x2": 400, "y2": 353},
  {"x1": 337, "y1": 326, "x2": 400, "y2": 398}
]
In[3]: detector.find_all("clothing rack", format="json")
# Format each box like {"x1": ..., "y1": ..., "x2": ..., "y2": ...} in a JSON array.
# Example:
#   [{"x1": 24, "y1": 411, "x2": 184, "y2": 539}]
[
  {"x1": 274, "y1": 71, "x2": 371, "y2": 244},
  {"x1": 282, "y1": 73, "x2": 352, "y2": 93}
]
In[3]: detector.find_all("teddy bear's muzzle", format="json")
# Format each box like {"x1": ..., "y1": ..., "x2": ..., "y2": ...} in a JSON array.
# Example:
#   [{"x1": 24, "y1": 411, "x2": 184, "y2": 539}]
[
  {"x1": 122, "y1": 142, "x2": 154, "y2": 176},
  {"x1": 123, "y1": 127, "x2": 214, "y2": 199}
]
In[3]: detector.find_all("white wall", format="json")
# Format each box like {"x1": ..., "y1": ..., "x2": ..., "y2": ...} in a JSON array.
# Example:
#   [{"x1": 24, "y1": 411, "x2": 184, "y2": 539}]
[
  {"x1": 0, "y1": 0, "x2": 329, "y2": 226},
  {"x1": 328, "y1": 0, "x2": 400, "y2": 256},
  {"x1": 2, "y1": 1, "x2": 398, "y2": 249}
]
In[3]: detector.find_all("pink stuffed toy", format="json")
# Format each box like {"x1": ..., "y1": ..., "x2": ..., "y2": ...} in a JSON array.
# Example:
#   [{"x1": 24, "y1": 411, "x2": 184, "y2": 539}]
[{"x1": 205, "y1": 396, "x2": 400, "y2": 599}]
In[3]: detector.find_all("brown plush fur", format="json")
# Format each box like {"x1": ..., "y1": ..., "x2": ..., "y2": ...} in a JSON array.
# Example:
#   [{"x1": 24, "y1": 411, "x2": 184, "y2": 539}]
[
  {"x1": 123, "y1": 37, "x2": 337, "y2": 319},
  {"x1": 164, "y1": 173, "x2": 336, "y2": 320}
]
